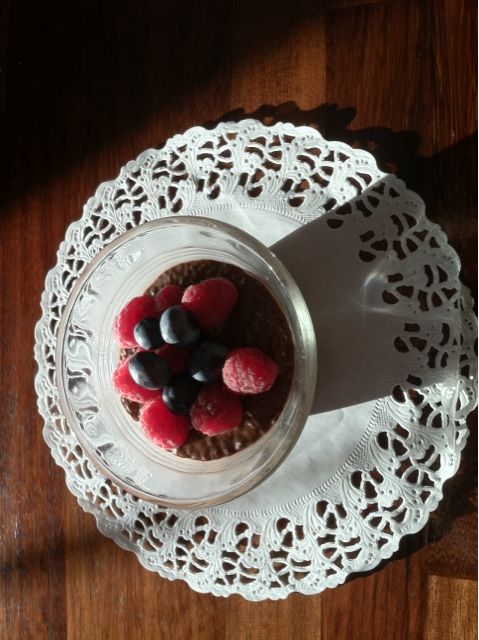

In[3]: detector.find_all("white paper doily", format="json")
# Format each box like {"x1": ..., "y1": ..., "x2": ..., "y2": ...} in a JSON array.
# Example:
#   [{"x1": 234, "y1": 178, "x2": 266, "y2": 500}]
[{"x1": 34, "y1": 120, "x2": 477, "y2": 600}]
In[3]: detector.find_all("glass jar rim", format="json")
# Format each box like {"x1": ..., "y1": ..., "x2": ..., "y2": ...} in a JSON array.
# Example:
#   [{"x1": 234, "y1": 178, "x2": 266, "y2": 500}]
[{"x1": 55, "y1": 215, "x2": 317, "y2": 508}]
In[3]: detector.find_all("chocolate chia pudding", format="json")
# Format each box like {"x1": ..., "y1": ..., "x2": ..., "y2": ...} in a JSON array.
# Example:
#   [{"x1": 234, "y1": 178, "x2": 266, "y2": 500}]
[{"x1": 120, "y1": 260, "x2": 294, "y2": 461}]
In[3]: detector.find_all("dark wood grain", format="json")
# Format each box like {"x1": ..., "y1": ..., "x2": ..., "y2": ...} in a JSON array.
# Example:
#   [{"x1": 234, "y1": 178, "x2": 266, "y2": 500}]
[
  {"x1": 0, "y1": 1, "x2": 476, "y2": 638},
  {"x1": 0, "y1": 0, "x2": 8, "y2": 111}
]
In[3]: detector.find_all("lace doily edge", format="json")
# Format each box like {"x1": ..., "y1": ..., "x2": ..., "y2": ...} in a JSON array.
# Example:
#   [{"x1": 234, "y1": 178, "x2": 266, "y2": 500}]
[
  {"x1": 33, "y1": 119, "x2": 477, "y2": 600},
  {"x1": 37, "y1": 402, "x2": 473, "y2": 601}
]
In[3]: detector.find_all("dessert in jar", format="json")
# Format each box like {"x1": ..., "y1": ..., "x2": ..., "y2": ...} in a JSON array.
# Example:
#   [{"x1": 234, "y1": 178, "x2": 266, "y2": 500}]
[{"x1": 112, "y1": 260, "x2": 294, "y2": 461}]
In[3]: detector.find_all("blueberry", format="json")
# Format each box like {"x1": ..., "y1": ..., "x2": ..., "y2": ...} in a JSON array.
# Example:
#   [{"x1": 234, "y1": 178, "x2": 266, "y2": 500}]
[
  {"x1": 133, "y1": 317, "x2": 164, "y2": 349},
  {"x1": 160, "y1": 305, "x2": 200, "y2": 347},
  {"x1": 162, "y1": 374, "x2": 202, "y2": 415},
  {"x1": 187, "y1": 340, "x2": 229, "y2": 383},
  {"x1": 128, "y1": 351, "x2": 171, "y2": 389}
]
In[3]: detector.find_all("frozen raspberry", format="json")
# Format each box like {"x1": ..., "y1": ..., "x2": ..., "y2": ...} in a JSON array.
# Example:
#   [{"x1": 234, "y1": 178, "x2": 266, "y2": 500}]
[
  {"x1": 155, "y1": 285, "x2": 183, "y2": 314},
  {"x1": 113, "y1": 296, "x2": 157, "y2": 347},
  {"x1": 222, "y1": 348, "x2": 278, "y2": 394},
  {"x1": 140, "y1": 397, "x2": 190, "y2": 449},
  {"x1": 190, "y1": 384, "x2": 243, "y2": 436},
  {"x1": 155, "y1": 344, "x2": 191, "y2": 374},
  {"x1": 112, "y1": 358, "x2": 159, "y2": 403},
  {"x1": 182, "y1": 277, "x2": 238, "y2": 329}
]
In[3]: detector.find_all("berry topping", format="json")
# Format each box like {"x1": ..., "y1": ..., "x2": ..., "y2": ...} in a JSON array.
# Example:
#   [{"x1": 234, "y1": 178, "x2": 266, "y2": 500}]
[
  {"x1": 133, "y1": 317, "x2": 164, "y2": 350},
  {"x1": 112, "y1": 358, "x2": 159, "y2": 403},
  {"x1": 190, "y1": 384, "x2": 243, "y2": 436},
  {"x1": 113, "y1": 296, "x2": 157, "y2": 347},
  {"x1": 222, "y1": 348, "x2": 278, "y2": 394},
  {"x1": 128, "y1": 351, "x2": 171, "y2": 389},
  {"x1": 155, "y1": 284, "x2": 183, "y2": 314},
  {"x1": 162, "y1": 373, "x2": 202, "y2": 415},
  {"x1": 187, "y1": 340, "x2": 229, "y2": 383},
  {"x1": 182, "y1": 277, "x2": 238, "y2": 329},
  {"x1": 160, "y1": 304, "x2": 201, "y2": 347},
  {"x1": 140, "y1": 398, "x2": 190, "y2": 449},
  {"x1": 155, "y1": 344, "x2": 191, "y2": 374}
]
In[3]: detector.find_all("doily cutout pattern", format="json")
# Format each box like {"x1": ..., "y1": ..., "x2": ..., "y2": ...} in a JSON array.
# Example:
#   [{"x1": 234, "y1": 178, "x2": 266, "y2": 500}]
[{"x1": 34, "y1": 120, "x2": 477, "y2": 600}]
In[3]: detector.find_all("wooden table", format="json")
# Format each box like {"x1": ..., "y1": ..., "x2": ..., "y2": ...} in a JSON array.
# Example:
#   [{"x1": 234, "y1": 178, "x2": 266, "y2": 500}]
[{"x1": 1, "y1": 1, "x2": 476, "y2": 637}]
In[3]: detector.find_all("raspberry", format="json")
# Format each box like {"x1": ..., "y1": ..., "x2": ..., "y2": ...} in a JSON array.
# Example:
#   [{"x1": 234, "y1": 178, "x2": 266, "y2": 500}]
[
  {"x1": 140, "y1": 397, "x2": 190, "y2": 449},
  {"x1": 155, "y1": 285, "x2": 183, "y2": 314},
  {"x1": 113, "y1": 296, "x2": 157, "y2": 347},
  {"x1": 222, "y1": 348, "x2": 278, "y2": 394},
  {"x1": 190, "y1": 384, "x2": 243, "y2": 436},
  {"x1": 155, "y1": 344, "x2": 191, "y2": 374},
  {"x1": 112, "y1": 358, "x2": 159, "y2": 403},
  {"x1": 182, "y1": 277, "x2": 238, "y2": 329}
]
